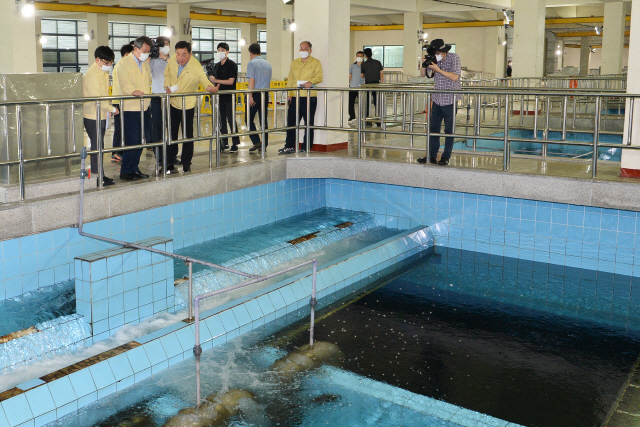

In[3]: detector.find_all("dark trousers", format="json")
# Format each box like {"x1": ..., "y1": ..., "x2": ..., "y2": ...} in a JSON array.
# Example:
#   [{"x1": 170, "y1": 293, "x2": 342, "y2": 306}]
[
  {"x1": 112, "y1": 106, "x2": 122, "y2": 149},
  {"x1": 429, "y1": 103, "x2": 455, "y2": 161},
  {"x1": 150, "y1": 97, "x2": 166, "y2": 161},
  {"x1": 169, "y1": 106, "x2": 195, "y2": 167},
  {"x1": 83, "y1": 118, "x2": 106, "y2": 178},
  {"x1": 249, "y1": 94, "x2": 269, "y2": 148},
  {"x1": 348, "y1": 91, "x2": 358, "y2": 120},
  {"x1": 219, "y1": 96, "x2": 240, "y2": 147},
  {"x1": 121, "y1": 110, "x2": 150, "y2": 175},
  {"x1": 365, "y1": 86, "x2": 378, "y2": 118},
  {"x1": 285, "y1": 97, "x2": 317, "y2": 150}
]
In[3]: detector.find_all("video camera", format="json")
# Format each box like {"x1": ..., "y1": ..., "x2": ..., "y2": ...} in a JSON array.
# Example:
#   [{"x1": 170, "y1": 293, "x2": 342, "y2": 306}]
[
  {"x1": 422, "y1": 44, "x2": 437, "y2": 78},
  {"x1": 201, "y1": 58, "x2": 215, "y2": 77},
  {"x1": 149, "y1": 40, "x2": 162, "y2": 59}
]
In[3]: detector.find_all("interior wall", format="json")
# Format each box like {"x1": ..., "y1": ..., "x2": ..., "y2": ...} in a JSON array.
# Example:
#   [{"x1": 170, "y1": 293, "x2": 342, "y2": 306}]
[{"x1": 562, "y1": 46, "x2": 629, "y2": 72}]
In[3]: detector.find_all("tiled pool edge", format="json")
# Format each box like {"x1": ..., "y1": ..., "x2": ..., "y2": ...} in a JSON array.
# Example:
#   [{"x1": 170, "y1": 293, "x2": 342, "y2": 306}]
[{"x1": 0, "y1": 226, "x2": 433, "y2": 427}]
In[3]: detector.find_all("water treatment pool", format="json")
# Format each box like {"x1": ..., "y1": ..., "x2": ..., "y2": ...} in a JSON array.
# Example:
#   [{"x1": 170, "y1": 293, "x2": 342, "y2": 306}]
[{"x1": 46, "y1": 245, "x2": 639, "y2": 427}]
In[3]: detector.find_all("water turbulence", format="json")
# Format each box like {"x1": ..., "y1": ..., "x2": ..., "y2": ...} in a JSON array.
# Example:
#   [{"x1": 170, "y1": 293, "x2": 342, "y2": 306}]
[
  {"x1": 0, "y1": 314, "x2": 90, "y2": 372},
  {"x1": 174, "y1": 213, "x2": 380, "y2": 307}
]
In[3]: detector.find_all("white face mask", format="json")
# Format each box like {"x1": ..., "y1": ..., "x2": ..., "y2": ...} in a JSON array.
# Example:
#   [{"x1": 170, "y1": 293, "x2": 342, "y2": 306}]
[
  {"x1": 299, "y1": 51, "x2": 310, "y2": 59},
  {"x1": 356, "y1": 57, "x2": 363, "y2": 63},
  {"x1": 160, "y1": 46, "x2": 170, "y2": 56},
  {"x1": 101, "y1": 64, "x2": 111, "y2": 72},
  {"x1": 138, "y1": 52, "x2": 150, "y2": 62},
  {"x1": 217, "y1": 51, "x2": 226, "y2": 61},
  {"x1": 435, "y1": 54, "x2": 443, "y2": 63}
]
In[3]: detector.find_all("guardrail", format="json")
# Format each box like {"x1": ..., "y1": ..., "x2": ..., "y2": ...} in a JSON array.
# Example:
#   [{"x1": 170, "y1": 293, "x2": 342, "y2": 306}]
[{"x1": 0, "y1": 82, "x2": 637, "y2": 202}]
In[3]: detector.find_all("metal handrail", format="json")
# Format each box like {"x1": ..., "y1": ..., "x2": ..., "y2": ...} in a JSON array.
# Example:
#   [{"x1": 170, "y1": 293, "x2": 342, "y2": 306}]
[{"x1": 192, "y1": 257, "x2": 318, "y2": 406}]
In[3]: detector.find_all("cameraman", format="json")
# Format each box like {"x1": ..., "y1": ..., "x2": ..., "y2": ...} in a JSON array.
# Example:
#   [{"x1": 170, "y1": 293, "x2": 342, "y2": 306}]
[
  {"x1": 149, "y1": 36, "x2": 172, "y2": 163},
  {"x1": 417, "y1": 39, "x2": 460, "y2": 166}
]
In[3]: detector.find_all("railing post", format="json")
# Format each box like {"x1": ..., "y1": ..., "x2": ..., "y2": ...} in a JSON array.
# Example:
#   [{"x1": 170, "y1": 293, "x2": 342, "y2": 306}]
[
  {"x1": 70, "y1": 103, "x2": 77, "y2": 153},
  {"x1": 309, "y1": 260, "x2": 317, "y2": 348},
  {"x1": 215, "y1": 94, "x2": 221, "y2": 168},
  {"x1": 261, "y1": 91, "x2": 266, "y2": 160},
  {"x1": 401, "y1": 92, "x2": 407, "y2": 131},
  {"x1": 182, "y1": 96, "x2": 187, "y2": 140},
  {"x1": 165, "y1": 96, "x2": 171, "y2": 175},
  {"x1": 306, "y1": 90, "x2": 311, "y2": 152},
  {"x1": 503, "y1": 95, "x2": 510, "y2": 171},
  {"x1": 295, "y1": 88, "x2": 300, "y2": 154},
  {"x1": 593, "y1": 96, "x2": 601, "y2": 178},
  {"x1": 409, "y1": 92, "x2": 414, "y2": 148},
  {"x1": 188, "y1": 260, "x2": 193, "y2": 321},
  {"x1": 16, "y1": 106, "x2": 25, "y2": 201},
  {"x1": 324, "y1": 90, "x2": 328, "y2": 128},
  {"x1": 572, "y1": 96, "x2": 577, "y2": 130},
  {"x1": 45, "y1": 104, "x2": 52, "y2": 156},
  {"x1": 562, "y1": 96, "x2": 568, "y2": 141},
  {"x1": 543, "y1": 96, "x2": 550, "y2": 159},
  {"x1": 193, "y1": 297, "x2": 202, "y2": 407},
  {"x1": 628, "y1": 97, "x2": 634, "y2": 145},
  {"x1": 426, "y1": 92, "x2": 431, "y2": 164},
  {"x1": 357, "y1": 90, "x2": 363, "y2": 158},
  {"x1": 140, "y1": 98, "x2": 146, "y2": 145},
  {"x1": 339, "y1": 90, "x2": 344, "y2": 129},
  {"x1": 534, "y1": 96, "x2": 539, "y2": 140}
]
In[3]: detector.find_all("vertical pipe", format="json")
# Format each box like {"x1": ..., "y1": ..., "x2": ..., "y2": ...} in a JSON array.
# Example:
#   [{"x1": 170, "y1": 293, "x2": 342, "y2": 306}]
[
  {"x1": 188, "y1": 261, "x2": 193, "y2": 321},
  {"x1": 309, "y1": 260, "x2": 317, "y2": 348},
  {"x1": 45, "y1": 104, "x2": 52, "y2": 156},
  {"x1": 166, "y1": 97, "x2": 172, "y2": 175},
  {"x1": 273, "y1": 90, "x2": 278, "y2": 129},
  {"x1": 306, "y1": 90, "x2": 311, "y2": 152},
  {"x1": 520, "y1": 93, "x2": 524, "y2": 127},
  {"x1": 497, "y1": 95, "x2": 501, "y2": 126},
  {"x1": 215, "y1": 95, "x2": 221, "y2": 167},
  {"x1": 380, "y1": 90, "x2": 385, "y2": 132},
  {"x1": 232, "y1": 91, "x2": 237, "y2": 134},
  {"x1": 339, "y1": 90, "x2": 344, "y2": 129},
  {"x1": 572, "y1": 97, "x2": 577, "y2": 129},
  {"x1": 71, "y1": 103, "x2": 77, "y2": 153},
  {"x1": 182, "y1": 96, "x2": 187, "y2": 140},
  {"x1": 324, "y1": 90, "x2": 328, "y2": 127},
  {"x1": 161, "y1": 96, "x2": 167, "y2": 176},
  {"x1": 393, "y1": 91, "x2": 398, "y2": 122},
  {"x1": 628, "y1": 98, "x2": 634, "y2": 145},
  {"x1": 246, "y1": 93, "x2": 251, "y2": 134},
  {"x1": 120, "y1": 100, "x2": 125, "y2": 147},
  {"x1": 593, "y1": 96, "x2": 601, "y2": 178},
  {"x1": 357, "y1": 90, "x2": 362, "y2": 158},
  {"x1": 544, "y1": 96, "x2": 550, "y2": 159},
  {"x1": 409, "y1": 92, "x2": 414, "y2": 148},
  {"x1": 562, "y1": 96, "x2": 568, "y2": 141},
  {"x1": 473, "y1": 94, "x2": 479, "y2": 152},
  {"x1": 95, "y1": 100, "x2": 103, "y2": 187},
  {"x1": 426, "y1": 93, "x2": 431, "y2": 163},
  {"x1": 194, "y1": 299, "x2": 201, "y2": 406},
  {"x1": 534, "y1": 96, "x2": 539, "y2": 140},
  {"x1": 209, "y1": 95, "x2": 214, "y2": 170},
  {"x1": 295, "y1": 89, "x2": 300, "y2": 153},
  {"x1": 196, "y1": 95, "x2": 202, "y2": 138},
  {"x1": 17, "y1": 106, "x2": 24, "y2": 201},
  {"x1": 503, "y1": 95, "x2": 510, "y2": 171},
  {"x1": 401, "y1": 92, "x2": 407, "y2": 131},
  {"x1": 261, "y1": 91, "x2": 266, "y2": 160}
]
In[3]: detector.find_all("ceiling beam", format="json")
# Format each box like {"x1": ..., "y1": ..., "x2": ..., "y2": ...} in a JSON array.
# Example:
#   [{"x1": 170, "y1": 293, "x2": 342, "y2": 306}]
[{"x1": 555, "y1": 30, "x2": 630, "y2": 37}]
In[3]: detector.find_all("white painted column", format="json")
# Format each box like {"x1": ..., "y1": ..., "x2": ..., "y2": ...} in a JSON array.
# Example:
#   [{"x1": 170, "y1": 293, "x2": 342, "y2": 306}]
[
  {"x1": 621, "y1": 0, "x2": 640, "y2": 176},
  {"x1": 483, "y1": 26, "x2": 506, "y2": 78},
  {"x1": 579, "y1": 37, "x2": 591, "y2": 76},
  {"x1": 0, "y1": 1, "x2": 38, "y2": 73},
  {"x1": 511, "y1": 0, "x2": 545, "y2": 78},
  {"x1": 266, "y1": 0, "x2": 294, "y2": 81},
  {"x1": 601, "y1": 2, "x2": 626, "y2": 75},
  {"x1": 402, "y1": 12, "x2": 423, "y2": 79},
  {"x1": 87, "y1": 13, "x2": 109, "y2": 59},
  {"x1": 35, "y1": 17, "x2": 43, "y2": 73},
  {"x1": 240, "y1": 23, "x2": 258, "y2": 73},
  {"x1": 167, "y1": 3, "x2": 192, "y2": 46},
  {"x1": 294, "y1": 0, "x2": 350, "y2": 147}
]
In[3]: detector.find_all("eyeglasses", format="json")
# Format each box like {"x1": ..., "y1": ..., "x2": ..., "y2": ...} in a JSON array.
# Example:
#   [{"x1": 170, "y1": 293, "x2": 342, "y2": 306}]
[{"x1": 100, "y1": 59, "x2": 114, "y2": 66}]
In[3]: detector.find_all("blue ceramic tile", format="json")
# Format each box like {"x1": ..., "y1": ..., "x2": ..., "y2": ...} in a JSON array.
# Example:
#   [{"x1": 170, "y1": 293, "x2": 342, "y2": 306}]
[
  {"x1": 89, "y1": 361, "x2": 116, "y2": 390},
  {"x1": 24, "y1": 386, "x2": 55, "y2": 419},
  {"x1": 68, "y1": 368, "x2": 96, "y2": 398},
  {"x1": 108, "y1": 353, "x2": 134, "y2": 382},
  {"x1": 1, "y1": 394, "x2": 32, "y2": 427},
  {"x1": 46, "y1": 377, "x2": 76, "y2": 408}
]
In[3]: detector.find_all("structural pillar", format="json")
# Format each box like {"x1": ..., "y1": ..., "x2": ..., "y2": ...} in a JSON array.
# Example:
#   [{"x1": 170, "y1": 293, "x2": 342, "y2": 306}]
[
  {"x1": 266, "y1": 0, "x2": 294, "y2": 81},
  {"x1": 579, "y1": 37, "x2": 591, "y2": 76},
  {"x1": 483, "y1": 26, "x2": 506, "y2": 78},
  {"x1": 402, "y1": 12, "x2": 423, "y2": 79},
  {"x1": 294, "y1": 0, "x2": 350, "y2": 148},
  {"x1": 87, "y1": 13, "x2": 109, "y2": 59},
  {"x1": 167, "y1": 3, "x2": 192, "y2": 47},
  {"x1": 601, "y1": 2, "x2": 626, "y2": 75},
  {"x1": 511, "y1": 0, "x2": 546, "y2": 78},
  {"x1": 240, "y1": 23, "x2": 258, "y2": 72},
  {"x1": 0, "y1": 1, "x2": 39, "y2": 73},
  {"x1": 621, "y1": 0, "x2": 640, "y2": 177},
  {"x1": 35, "y1": 17, "x2": 43, "y2": 73}
]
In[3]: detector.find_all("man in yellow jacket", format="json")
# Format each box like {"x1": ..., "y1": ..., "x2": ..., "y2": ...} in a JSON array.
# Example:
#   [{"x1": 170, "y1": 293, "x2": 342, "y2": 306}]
[
  {"x1": 83, "y1": 45, "x2": 117, "y2": 186},
  {"x1": 279, "y1": 41, "x2": 323, "y2": 154},
  {"x1": 164, "y1": 41, "x2": 217, "y2": 172},
  {"x1": 112, "y1": 36, "x2": 153, "y2": 181}
]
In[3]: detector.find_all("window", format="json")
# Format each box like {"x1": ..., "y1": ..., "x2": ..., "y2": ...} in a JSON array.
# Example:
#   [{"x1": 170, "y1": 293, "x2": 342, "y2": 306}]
[
  {"x1": 258, "y1": 30, "x2": 267, "y2": 61},
  {"x1": 108, "y1": 22, "x2": 163, "y2": 62},
  {"x1": 363, "y1": 45, "x2": 404, "y2": 68},
  {"x1": 41, "y1": 19, "x2": 89, "y2": 73},
  {"x1": 192, "y1": 27, "x2": 241, "y2": 66}
]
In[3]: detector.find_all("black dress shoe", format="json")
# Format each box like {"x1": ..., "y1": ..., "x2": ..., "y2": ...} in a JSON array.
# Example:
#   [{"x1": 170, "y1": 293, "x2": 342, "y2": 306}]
[
  {"x1": 183, "y1": 165, "x2": 191, "y2": 172},
  {"x1": 174, "y1": 159, "x2": 182, "y2": 165},
  {"x1": 134, "y1": 171, "x2": 150, "y2": 179},
  {"x1": 438, "y1": 158, "x2": 450, "y2": 165},
  {"x1": 120, "y1": 173, "x2": 140, "y2": 181},
  {"x1": 97, "y1": 177, "x2": 115, "y2": 186},
  {"x1": 103, "y1": 176, "x2": 115, "y2": 183}
]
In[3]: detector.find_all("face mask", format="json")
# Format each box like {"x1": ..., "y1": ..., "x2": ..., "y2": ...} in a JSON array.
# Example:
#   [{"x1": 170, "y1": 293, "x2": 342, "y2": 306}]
[
  {"x1": 356, "y1": 57, "x2": 363, "y2": 63},
  {"x1": 435, "y1": 54, "x2": 443, "y2": 62},
  {"x1": 101, "y1": 64, "x2": 111, "y2": 72},
  {"x1": 138, "y1": 52, "x2": 150, "y2": 62},
  {"x1": 160, "y1": 46, "x2": 170, "y2": 56},
  {"x1": 217, "y1": 51, "x2": 226, "y2": 61},
  {"x1": 299, "y1": 51, "x2": 309, "y2": 59}
]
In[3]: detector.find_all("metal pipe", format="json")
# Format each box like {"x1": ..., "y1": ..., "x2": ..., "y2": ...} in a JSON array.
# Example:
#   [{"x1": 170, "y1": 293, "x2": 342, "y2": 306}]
[
  {"x1": 166, "y1": 97, "x2": 172, "y2": 174},
  {"x1": 497, "y1": 95, "x2": 501, "y2": 126},
  {"x1": 17, "y1": 106, "x2": 25, "y2": 201},
  {"x1": 295, "y1": 89, "x2": 300, "y2": 154},
  {"x1": 426, "y1": 93, "x2": 431, "y2": 163},
  {"x1": 402, "y1": 92, "x2": 407, "y2": 131},
  {"x1": 181, "y1": 96, "x2": 187, "y2": 140},
  {"x1": 593, "y1": 96, "x2": 601, "y2": 178},
  {"x1": 261, "y1": 91, "x2": 266, "y2": 160},
  {"x1": 70, "y1": 103, "x2": 77, "y2": 153},
  {"x1": 95, "y1": 100, "x2": 104, "y2": 187},
  {"x1": 140, "y1": 98, "x2": 146, "y2": 144},
  {"x1": 381, "y1": 90, "x2": 386, "y2": 132},
  {"x1": 162, "y1": 96, "x2": 167, "y2": 176},
  {"x1": 520, "y1": 94, "x2": 524, "y2": 127},
  {"x1": 120, "y1": 101, "x2": 125, "y2": 147},
  {"x1": 232, "y1": 92, "x2": 237, "y2": 134},
  {"x1": 246, "y1": 93, "x2": 251, "y2": 135},
  {"x1": 393, "y1": 92, "x2": 398, "y2": 122},
  {"x1": 409, "y1": 92, "x2": 414, "y2": 148},
  {"x1": 503, "y1": 95, "x2": 510, "y2": 171},
  {"x1": 473, "y1": 94, "x2": 479, "y2": 152},
  {"x1": 309, "y1": 260, "x2": 317, "y2": 348},
  {"x1": 544, "y1": 96, "x2": 551, "y2": 159},
  {"x1": 339, "y1": 90, "x2": 344, "y2": 129},
  {"x1": 306, "y1": 90, "x2": 311, "y2": 152},
  {"x1": 357, "y1": 90, "x2": 362, "y2": 158},
  {"x1": 324, "y1": 90, "x2": 328, "y2": 128},
  {"x1": 215, "y1": 95, "x2": 221, "y2": 168},
  {"x1": 196, "y1": 96, "x2": 202, "y2": 138},
  {"x1": 628, "y1": 98, "x2": 634, "y2": 145},
  {"x1": 45, "y1": 104, "x2": 52, "y2": 156},
  {"x1": 534, "y1": 96, "x2": 539, "y2": 140},
  {"x1": 562, "y1": 96, "x2": 568, "y2": 141},
  {"x1": 209, "y1": 95, "x2": 214, "y2": 170},
  {"x1": 188, "y1": 261, "x2": 193, "y2": 321}
]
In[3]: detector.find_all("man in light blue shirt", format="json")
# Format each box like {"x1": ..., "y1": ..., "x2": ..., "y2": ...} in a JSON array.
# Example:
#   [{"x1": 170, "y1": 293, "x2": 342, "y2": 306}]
[
  {"x1": 149, "y1": 36, "x2": 172, "y2": 162},
  {"x1": 348, "y1": 51, "x2": 365, "y2": 121},
  {"x1": 246, "y1": 43, "x2": 273, "y2": 152}
]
